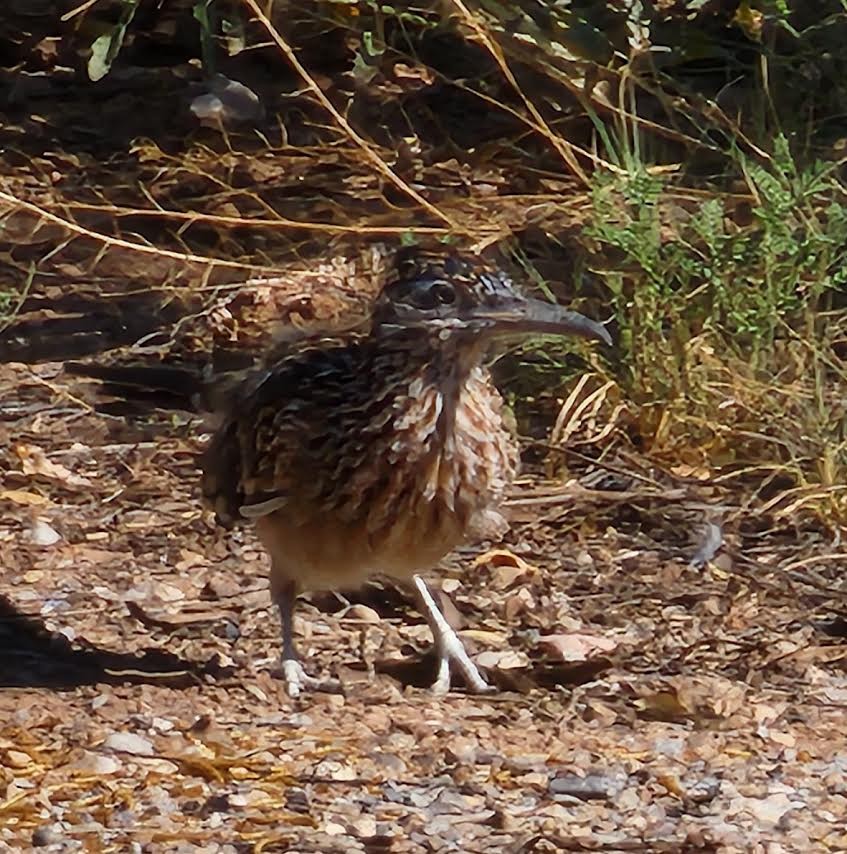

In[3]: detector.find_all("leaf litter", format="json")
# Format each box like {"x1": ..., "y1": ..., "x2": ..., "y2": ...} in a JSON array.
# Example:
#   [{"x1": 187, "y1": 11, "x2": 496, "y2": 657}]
[{"x1": 2, "y1": 356, "x2": 846, "y2": 853}]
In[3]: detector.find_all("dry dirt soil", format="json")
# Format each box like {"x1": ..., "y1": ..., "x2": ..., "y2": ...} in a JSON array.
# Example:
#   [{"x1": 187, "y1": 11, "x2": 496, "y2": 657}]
[{"x1": 2, "y1": 359, "x2": 847, "y2": 854}]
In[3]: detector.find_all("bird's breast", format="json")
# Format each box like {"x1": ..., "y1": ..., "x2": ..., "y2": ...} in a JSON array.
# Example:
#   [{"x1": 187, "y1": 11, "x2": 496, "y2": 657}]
[
  {"x1": 253, "y1": 362, "x2": 519, "y2": 588},
  {"x1": 326, "y1": 366, "x2": 518, "y2": 574}
]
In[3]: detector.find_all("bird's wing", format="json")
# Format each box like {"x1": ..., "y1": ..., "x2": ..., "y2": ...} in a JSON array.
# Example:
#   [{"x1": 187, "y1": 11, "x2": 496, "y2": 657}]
[{"x1": 200, "y1": 336, "x2": 368, "y2": 528}]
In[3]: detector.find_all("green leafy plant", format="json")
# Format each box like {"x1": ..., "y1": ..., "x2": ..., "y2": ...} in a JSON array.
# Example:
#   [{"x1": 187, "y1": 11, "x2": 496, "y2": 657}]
[
  {"x1": 587, "y1": 136, "x2": 847, "y2": 388},
  {"x1": 193, "y1": 0, "x2": 218, "y2": 75},
  {"x1": 87, "y1": 0, "x2": 228, "y2": 82},
  {"x1": 580, "y1": 132, "x2": 847, "y2": 494}
]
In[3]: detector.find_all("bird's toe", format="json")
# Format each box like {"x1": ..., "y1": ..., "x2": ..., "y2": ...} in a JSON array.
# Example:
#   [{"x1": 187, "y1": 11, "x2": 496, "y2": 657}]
[{"x1": 273, "y1": 658, "x2": 343, "y2": 697}]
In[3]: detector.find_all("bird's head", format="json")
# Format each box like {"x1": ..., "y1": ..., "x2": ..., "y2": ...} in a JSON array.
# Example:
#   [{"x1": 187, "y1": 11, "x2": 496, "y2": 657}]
[{"x1": 373, "y1": 261, "x2": 612, "y2": 347}]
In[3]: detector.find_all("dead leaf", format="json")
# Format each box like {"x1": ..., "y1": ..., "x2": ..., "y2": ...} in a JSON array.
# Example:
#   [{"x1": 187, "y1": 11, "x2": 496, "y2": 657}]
[
  {"x1": 475, "y1": 650, "x2": 529, "y2": 670},
  {"x1": 471, "y1": 549, "x2": 539, "y2": 588},
  {"x1": 504, "y1": 588, "x2": 535, "y2": 621},
  {"x1": 126, "y1": 600, "x2": 232, "y2": 631},
  {"x1": 655, "y1": 773, "x2": 686, "y2": 799},
  {"x1": 767, "y1": 730, "x2": 796, "y2": 748},
  {"x1": 392, "y1": 63, "x2": 435, "y2": 85},
  {"x1": 459, "y1": 629, "x2": 510, "y2": 646},
  {"x1": 15, "y1": 443, "x2": 92, "y2": 488},
  {"x1": 638, "y1": 677, "x2": 748, "y2": 722},
  {"x1": 175, "y1": 549, "x2": 210, "y2": 571},
  {"x1": 0, "y1": 489, "x2": 50, "y2": 506},
  {"x1": 537, "y1": 632, "x2": 617, "y2": 662},
  {"x1": 634, "y1": 690, "x2": 691, "y2": 722},
  {"x1": 102, "y1": 732, "x2": 154, "y2": 756}
]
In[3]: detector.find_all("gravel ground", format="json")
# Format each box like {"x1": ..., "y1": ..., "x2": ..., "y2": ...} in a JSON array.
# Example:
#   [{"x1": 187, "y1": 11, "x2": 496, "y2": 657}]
[{"x1": 2, "y1": 361, "x2": 846, "y2": 853}]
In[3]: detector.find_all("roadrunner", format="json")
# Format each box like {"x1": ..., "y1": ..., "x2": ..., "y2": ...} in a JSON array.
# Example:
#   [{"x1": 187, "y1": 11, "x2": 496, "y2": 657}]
[{"x1": 72, "y1": 258, "x2": 610, "y2": 696}]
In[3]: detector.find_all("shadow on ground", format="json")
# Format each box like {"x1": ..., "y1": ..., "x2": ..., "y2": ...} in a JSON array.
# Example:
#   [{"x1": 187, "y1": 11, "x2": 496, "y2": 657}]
[{"x1": 0, "y1": 595, "x2": 229, "y2": 690}]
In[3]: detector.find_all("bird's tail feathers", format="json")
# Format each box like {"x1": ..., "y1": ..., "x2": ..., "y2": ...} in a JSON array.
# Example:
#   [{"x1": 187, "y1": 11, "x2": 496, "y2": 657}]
[{"x1": 65, "y1": 361, "x2": 209, "y2": 415}]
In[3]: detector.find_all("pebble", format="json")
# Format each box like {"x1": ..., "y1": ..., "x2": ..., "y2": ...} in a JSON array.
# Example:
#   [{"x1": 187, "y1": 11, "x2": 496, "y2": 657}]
[{"x1": 103, "y1": 732, "x2": 155, "y2": 756}]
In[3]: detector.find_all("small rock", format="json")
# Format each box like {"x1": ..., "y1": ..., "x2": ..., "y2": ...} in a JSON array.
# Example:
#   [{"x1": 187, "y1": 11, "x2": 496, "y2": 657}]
[
  {"x1": 285, "y1": 788, "x2": 310, "y2": 812},
  {"x1": 687, "y1": 776, "x2": 721, "y2": 804},
  {"x1": 516, "y1": 772, "x2": 548, "y2": 788},
  {"x1": 190, "y1": 74, "x2": 265, "y2": 126},
  {"x1": 325, "y1": 693, "x2": 345, "y2": 709},
  {"x1": 347, "y1": 604, "x2": 381, "y2": 623},
  {"x1": 550, "y1": 772, "x2": 626, "y2": 801},
  {"x1": 72, "y1": 751, "x2": 122, "y2": 775},
  {"x1": 351, "y1": 815, "x2": 377, "y2": 838},
  {"x1": 371, "y1": 751, "x2": 407, "y2": 775},
  {"x1": 616, "y1": 786, "x2": 642, "y2": 811},
  {"x1": 5, "y1": 750, "x2": 31, "y2": 768},
  {"x1": 654, "y1": 736, "x2": 685, "y2": 757},
  {"x1": 103, "y1": 732, "x2": 155, "y2": 756},
  {"x1": 314, "y1": 759, "x2": 356, "y2": 781},
  {"x1": 137, "y1": 758, "x2": 179, "y2": 775},
  {"x1": 729, "y1": 791, "x2": 804, "y2": 826},
  {"x1": 29, "y1": 518, "x2": 61, "y2": 546},
  {"x1": 575, "y1": 550, "x2": 594, "y2": 568},
  {"x1": 32, "y1": 825, "x2": 62, "y2": 847}
]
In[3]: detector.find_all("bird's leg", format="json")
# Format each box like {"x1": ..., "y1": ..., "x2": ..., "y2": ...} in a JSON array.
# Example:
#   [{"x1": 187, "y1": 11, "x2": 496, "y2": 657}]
[
  {"x1": 272, "y1": 577, "x2": 342, "y2": 697},
  {"x1": 413, "y1": 575, "x2": 492, "y2": 695}
]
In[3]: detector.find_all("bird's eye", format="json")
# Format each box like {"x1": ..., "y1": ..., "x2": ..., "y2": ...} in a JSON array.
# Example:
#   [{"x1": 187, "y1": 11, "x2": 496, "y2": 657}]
[{"x1": 430, "y1": 281, "x2": 456, "y2": 305}]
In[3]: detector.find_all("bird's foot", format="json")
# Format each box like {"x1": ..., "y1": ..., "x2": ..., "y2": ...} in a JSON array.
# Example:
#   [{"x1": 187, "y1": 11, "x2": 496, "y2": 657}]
[
  {"x1": 273, "y1": 658, "x2": 343, "y2": 698},
  {"x1": 430, "y1": 628, "x2": 494, "y2": 695},
  {"x1": 413, "y1": 574, "x2": 494, "y2": 695}
]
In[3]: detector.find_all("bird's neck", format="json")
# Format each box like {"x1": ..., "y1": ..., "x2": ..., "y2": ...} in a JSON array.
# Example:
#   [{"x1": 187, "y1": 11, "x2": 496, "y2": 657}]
[
  {"x1": 392, "y1": 329, "x2": 496, "y2": 453},
  {"x1": 383, "y1": 326, "x2": 490, "y2": 391}
]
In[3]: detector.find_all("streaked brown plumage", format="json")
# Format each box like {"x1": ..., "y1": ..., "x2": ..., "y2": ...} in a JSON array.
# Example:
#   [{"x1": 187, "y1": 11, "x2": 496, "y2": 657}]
[
  {"x1": 69, "y1": 256, "x2": 610, "y2": 696},
  {"x1": 198, "y1": 258, "x2": 610, "y2": 695},
  {"x1": 203, "y1": 324, "x2": 516, "y2": 588}
]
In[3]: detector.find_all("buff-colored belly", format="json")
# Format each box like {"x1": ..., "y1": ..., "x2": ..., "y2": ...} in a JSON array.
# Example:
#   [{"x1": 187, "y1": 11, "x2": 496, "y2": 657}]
[{"x1": 256, "y1": 501, "x2": 466, "y2": 590}]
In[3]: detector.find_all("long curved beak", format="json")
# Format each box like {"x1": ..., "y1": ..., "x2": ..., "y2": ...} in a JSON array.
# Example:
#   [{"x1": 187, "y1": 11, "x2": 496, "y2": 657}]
[{"x1": 478, "y1": 298, "x2": 612, "y2": 345}]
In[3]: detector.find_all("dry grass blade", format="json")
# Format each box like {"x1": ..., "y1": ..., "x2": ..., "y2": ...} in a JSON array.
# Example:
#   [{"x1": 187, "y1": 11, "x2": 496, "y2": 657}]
[
  {"x1": 62, "y1": 201, "x2": 453, "y2": 236},
  {"x1": 0, "y1": 190, "x2": 282, "y2": 274},
  {"x1": 550, "y1": 375, "x2": 617, "y2": 447},
  {"x1": 241, "y1": 0, "x2": 458, "y2": 230},
  {"x1": 450, "y1": 0, "x2": 592, "y2": 187}
]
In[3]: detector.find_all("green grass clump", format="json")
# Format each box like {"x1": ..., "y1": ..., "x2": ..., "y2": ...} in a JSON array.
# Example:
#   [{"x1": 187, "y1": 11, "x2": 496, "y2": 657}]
[{"x1": 573, "y1": 134, "x2": 847, "y2": 509}]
